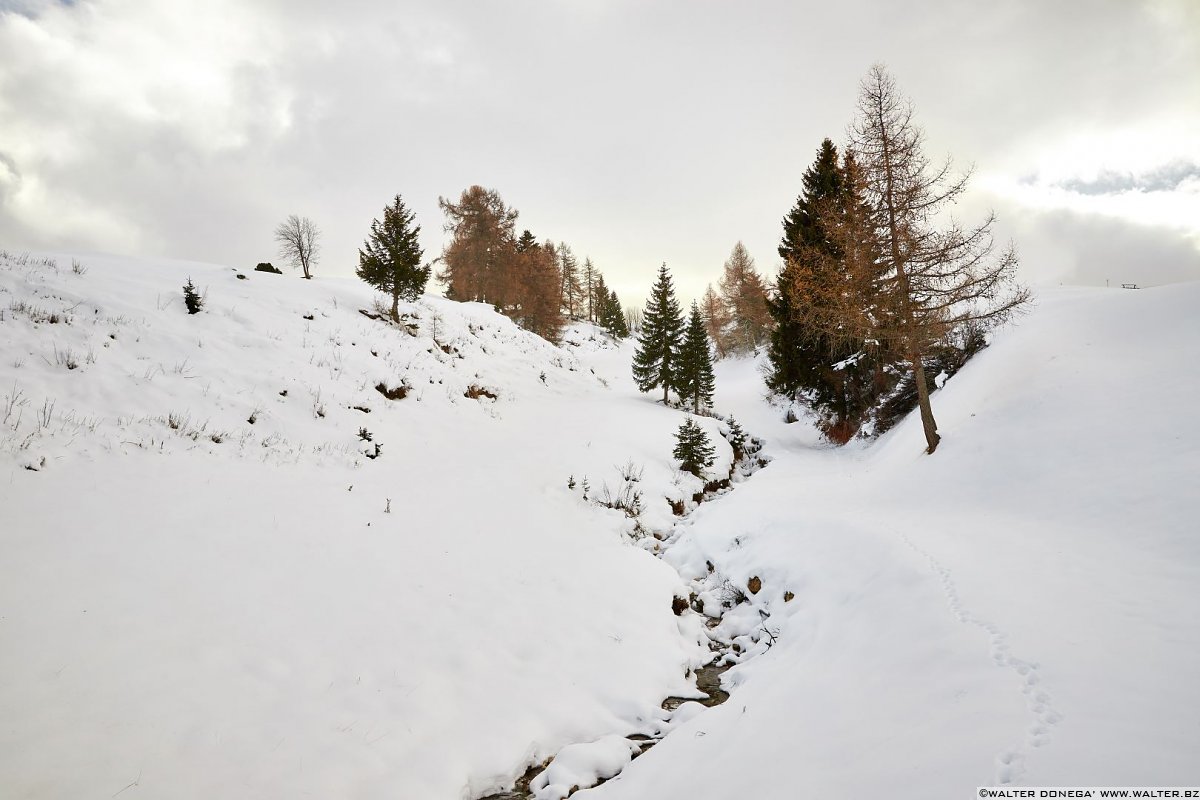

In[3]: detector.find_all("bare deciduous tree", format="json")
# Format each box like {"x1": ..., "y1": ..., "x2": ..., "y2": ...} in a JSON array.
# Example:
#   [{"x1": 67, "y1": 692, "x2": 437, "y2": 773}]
[
  {"x1": 274, "y1": 214, "x2": 320, "y2": 279},
  {"x1": 847, "y1": 64, "x2": 1030, "y2": 453}
]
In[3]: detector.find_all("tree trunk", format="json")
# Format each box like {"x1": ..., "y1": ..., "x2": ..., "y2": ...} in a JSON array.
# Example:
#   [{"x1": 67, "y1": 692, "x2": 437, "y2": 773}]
[
  {"x1": 909, "y1": 352, "x2": 940, "y2": 453},
  {"x1": 662, "y1": 381, "x2": 669, "y2": 404},
  {"x1": 390, "y1": 290, "x2": 400, "y2": 324}
]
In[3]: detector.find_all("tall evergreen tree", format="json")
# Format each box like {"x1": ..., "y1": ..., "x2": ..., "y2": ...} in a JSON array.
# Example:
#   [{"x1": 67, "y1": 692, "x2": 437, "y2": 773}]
[
  {"x1": 631, "y1": 262, "x2": 685, "y2": 403},
  {"x1": 768, "y1": 139, "x2": 843, "y2": 397},
  {"x1": 677, "y1": 302, "x2": 716, "y2": 413},
  {"x1": 357, "y1": 194, "x2": 429, "y2": 322}
]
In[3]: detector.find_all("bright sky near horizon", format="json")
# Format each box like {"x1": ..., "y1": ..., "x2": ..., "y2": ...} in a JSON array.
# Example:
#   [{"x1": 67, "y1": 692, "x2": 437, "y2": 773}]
[{"x1": 1, "y1": 0, "x2": 1197, "y2": 303}]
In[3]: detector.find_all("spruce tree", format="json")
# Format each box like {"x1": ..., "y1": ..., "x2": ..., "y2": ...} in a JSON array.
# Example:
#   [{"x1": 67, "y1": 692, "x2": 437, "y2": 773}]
[
  {"x1": 632, "y1": 262, "x2": 685, "y2": 403},
  {"x1": 673, "y1": 417, "x2": 716, "y2": 477},
  {"x1": 677, "y1": 302, "x2": 716, "y2": 413},
  {"x1": 357, "y1": 194, "x2": 429, "y2": 322},
  {"x1": 599, "y1": 288, "x2": 629, "y2": 338},
  {"x1": 768, "y1": 139, "x2": 843, "y2": 398}
]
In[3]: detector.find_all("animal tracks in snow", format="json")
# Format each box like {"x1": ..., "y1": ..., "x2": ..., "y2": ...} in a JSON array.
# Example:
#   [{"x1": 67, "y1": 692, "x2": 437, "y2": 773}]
[{"x1": 900, "y1": 535, "x2": 1062, "y2": 786}]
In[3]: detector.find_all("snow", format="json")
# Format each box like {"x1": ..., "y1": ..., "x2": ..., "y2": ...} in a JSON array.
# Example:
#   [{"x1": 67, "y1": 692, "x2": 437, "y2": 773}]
[
  {"x1": 0, "y1": 252, "x2": 718, "y2": 798},
  {"x1": 591, "y1": 283, "x2": 1200, "y2": 797},
  {"x1": 3, "y1": 249, "x2": 1197, "y2": 798}
]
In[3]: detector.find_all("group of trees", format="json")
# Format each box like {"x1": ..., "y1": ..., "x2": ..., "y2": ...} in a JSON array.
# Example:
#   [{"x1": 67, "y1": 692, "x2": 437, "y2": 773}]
[
  {"x1": 699, "y1": 242, "x2": 772, "y2": 359},
  {"x1": 766, "y1": 65, "x2": 1028, "y2": 452},
  {"x1": 436, "y1": 185, "x2": 628, "y2": 343},
  {"x1": 271, "y1": 187, "x2": 629, "y2": 343},
  {"x1": 632, "y1": 264, "x2": 715, "y2": 413}
]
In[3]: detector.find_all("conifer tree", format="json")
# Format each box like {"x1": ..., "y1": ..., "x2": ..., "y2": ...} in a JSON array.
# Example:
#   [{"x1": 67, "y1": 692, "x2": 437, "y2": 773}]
[
  {"x1": 357, "y1": 194, "x2": 429, "y2": 322},
  {"x1": 582, "y1": 257, "x2": 598, "y2": 322},
  {"x1": 673, "y1": 417, "x2": 716, "y2": 477},
  {"x1": 718, "y1": 242, "x2": 771, "y2": 353},
  {"x1": 700, "y1": 284, "x2": 731, "y2": 359},
  {"x1": 182, "y1": 278, "x2": 203, "y2": 314},
  {"x1": 599, "y1": 288, "x2": 629, "y2": 338},
  {"x1": 516, "y1": 229, "x2": 537, "y2": 253},
  {"x1": 842, "y1": 65, "x2": 1027, "y2": 452},
  {"x1": 768, "y1": 139, "x2": 843, "y2": 398},
  {"x1": 725, "y1": 414, "x2": 747, "y2": 460},
  {"x1": 632, "y1": 262, "x2": 685, "y2": 403},
  {"x1": 437, "y1": 185, "x2": 518, "y2": 305},
  {"x1": 677, "y1": 302, "x2": 716, "y2": 413},
  {"x1": 558, "y1": 243, "x2": 581, "y2": 318}
]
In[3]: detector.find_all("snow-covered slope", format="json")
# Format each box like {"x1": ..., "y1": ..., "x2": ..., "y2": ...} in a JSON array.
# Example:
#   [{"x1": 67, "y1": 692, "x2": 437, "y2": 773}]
[
  {"x1": 0, "y1": 251, "x2": 731, "y2": 799},
  {"x1": 3, "y1": 249, "x2": 1197, "y2": 798},
  {"x1": 592, "y1": 283, "x2": 1200, "y2": 797}
]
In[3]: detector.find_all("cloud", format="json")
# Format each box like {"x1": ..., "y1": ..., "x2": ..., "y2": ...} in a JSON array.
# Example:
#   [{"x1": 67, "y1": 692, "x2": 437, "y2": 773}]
[
  {"x1": 995, "y1": 202, "x2": 1200, "y2": 288},
  {"x1": 0, "y1": 0, "x2": 1197, "y2": 298},
  {"x1": 1020, "y1": 160, "x2": 1200, "y2": 196}
]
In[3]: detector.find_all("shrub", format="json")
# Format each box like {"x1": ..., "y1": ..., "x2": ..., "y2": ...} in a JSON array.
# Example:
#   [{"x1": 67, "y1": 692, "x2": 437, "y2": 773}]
[{"x1": 255, "y1": 262, "x2": 283, "y2": 274}]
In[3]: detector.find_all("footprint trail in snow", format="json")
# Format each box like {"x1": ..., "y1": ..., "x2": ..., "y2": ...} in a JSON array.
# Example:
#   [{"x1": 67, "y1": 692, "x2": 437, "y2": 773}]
[{"x1": 901, "y1": 534, "x2": 1063, "y2": 786}]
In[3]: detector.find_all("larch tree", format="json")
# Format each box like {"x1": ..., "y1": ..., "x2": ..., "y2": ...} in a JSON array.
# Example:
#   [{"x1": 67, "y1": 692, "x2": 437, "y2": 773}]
[
  {"x1": 632, "y1": 263, "x2": 685, "y2": 403},
  {"x1": 437, "y1": 186, "x2": 518, "y2": 306},
  {"x1": 356, "y1": 194, "x2": 429, "y2": 322},
  {"x1": 677, "y1": 301, "x2": 716, "y2": 413},
  {"x1": 582, "y1": 257, "x2": 598, "y2": 322},
  {"x1": 845, "y1": 64, "x2": 1029, "y2": 453},
  {"x1": 274, "y1": 214, "x2": 320, "y2": 279},
  {"x1": 558, "y1": 243, "x2": 582, "y2": 318},
  {"x1": 700, "y1": 284, "x2": 731, "y2": 359},
  {"x1": 718, "y1": 242, "x2": 770, "y2": 353},
  {"x1": 515, "y1": 238, "x2": 565, "y2": 343}
]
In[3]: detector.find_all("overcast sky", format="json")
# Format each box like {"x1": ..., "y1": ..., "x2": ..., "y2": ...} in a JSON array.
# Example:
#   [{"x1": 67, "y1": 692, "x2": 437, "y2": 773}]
[{"x1": 1, "y1": 0, "x2": 1197, "y2": 303}]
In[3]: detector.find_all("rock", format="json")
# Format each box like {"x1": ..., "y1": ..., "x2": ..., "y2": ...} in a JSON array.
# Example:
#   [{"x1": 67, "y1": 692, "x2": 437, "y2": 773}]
[
  {"x1": 747, "y1": 576, "x2": 762, "y2": 594},
  {"x1": 783, "y1": 590, "x2": 794, "y2": 602},
  {"x1": 671, "y1": 596, "x2": 688, "y2": 616}
]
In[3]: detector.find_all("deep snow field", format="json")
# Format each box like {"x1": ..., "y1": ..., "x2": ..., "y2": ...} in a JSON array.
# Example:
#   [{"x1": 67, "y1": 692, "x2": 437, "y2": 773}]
[{"x1": 1, "y1": 251, "x2": 1197, "y2": 798}]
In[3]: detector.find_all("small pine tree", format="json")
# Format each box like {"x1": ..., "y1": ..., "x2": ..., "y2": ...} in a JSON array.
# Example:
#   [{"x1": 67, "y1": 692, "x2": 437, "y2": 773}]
[
  {"x1": 725, "y1": 414, "x2": 747, "y2": 460},
  {"x1": 357, "y1": 194, "x2": 429, "y2": 322},
  {"x1": 183, "y1": 278, "x2": 203, "y2": 314},
  {"x1": 632, "y1": 263, "x2": 685, "y2": 403},
  {"x1": 676, "y1": 302, "x2": 715, "y2": 413},
  {"x1": 673, "y1": 417, "x2": 716, "y2": 477}
]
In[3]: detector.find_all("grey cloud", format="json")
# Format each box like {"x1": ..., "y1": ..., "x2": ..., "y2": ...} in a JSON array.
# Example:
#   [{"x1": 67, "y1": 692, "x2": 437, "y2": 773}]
[
  {"x1": 1025, "y1": 160, "x2": 1200, "y2": 196},
  {"x1": 994, "y1": 203, "x2": 1200, "y2": 288}
]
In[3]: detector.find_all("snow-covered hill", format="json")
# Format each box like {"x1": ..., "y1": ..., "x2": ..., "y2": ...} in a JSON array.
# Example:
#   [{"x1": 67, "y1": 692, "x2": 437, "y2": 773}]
[
  {"x1": 2, "y1": 250, "x2": 1197, "y2": 798},
  {"x1": 0, "y1": 251, "x2": 733, "y2": 799}
]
